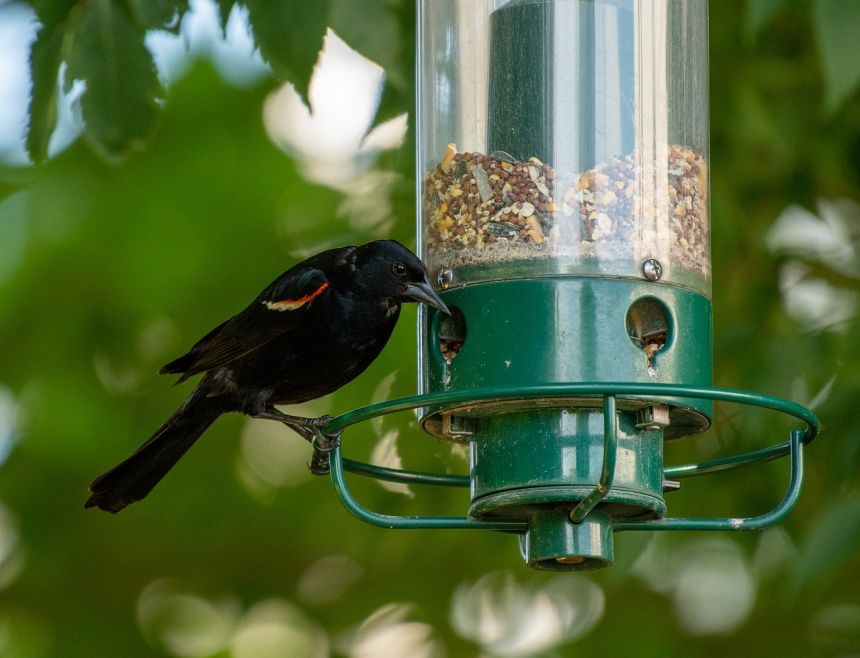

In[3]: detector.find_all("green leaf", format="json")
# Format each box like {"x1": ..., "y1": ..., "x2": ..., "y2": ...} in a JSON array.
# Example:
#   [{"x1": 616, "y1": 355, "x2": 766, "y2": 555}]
[
  {"x1": 215, "y1": 0, "x2": 238, "y2": 34},
  {"x1": 813, "y1": 0, "x2": 860, "y2": 112},
  {"x1": 330, "y1": 0, "x2": 400, "y2": 72},
  {"x1": 126, "y1": 0, "x2": 190, "y2": 32},
  {"x1": 31, "y1": 0, "x2": 78, "y2": 28},
  {"x1": 794, "y1": 493, "x2": 860, "y2": 589},
  {"x1": 331, "y1": 0, "x2": 410, "y2": 125},
  {"x1": 25, "y1": 22, "x2": 65, "y2": 163},
  {"x1": 745, "y1": 0, "x2": 785, "y2": 40},
  {"x1": 66, "y1": 0, "x2": 163, "y2": 162},
  {"x1": 244, "y1": 0, "x2": 332, "y2": 105}
]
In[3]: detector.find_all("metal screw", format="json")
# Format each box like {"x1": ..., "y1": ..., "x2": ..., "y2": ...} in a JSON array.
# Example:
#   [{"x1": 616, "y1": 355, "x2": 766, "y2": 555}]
[
  {"x1": 438, "y1": 269, "x2": 454, "y2": 289},
  {"x1": 642, "y1": 259, "x2": 663, "y2": 281}
]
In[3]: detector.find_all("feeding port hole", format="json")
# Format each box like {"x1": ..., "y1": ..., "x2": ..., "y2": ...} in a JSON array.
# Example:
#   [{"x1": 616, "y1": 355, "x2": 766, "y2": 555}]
[
  {"x1": 438, "y1": 306, "x2": 466, "y2": 363},
  {"x1": 626, "y1": 297, "x2": 671, "y2": 365}
]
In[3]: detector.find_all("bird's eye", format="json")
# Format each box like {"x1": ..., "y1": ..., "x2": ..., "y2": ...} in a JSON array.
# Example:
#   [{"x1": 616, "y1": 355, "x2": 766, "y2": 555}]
[{"x1": 392, "y1": 262, "x2": 408, "y2": 277}]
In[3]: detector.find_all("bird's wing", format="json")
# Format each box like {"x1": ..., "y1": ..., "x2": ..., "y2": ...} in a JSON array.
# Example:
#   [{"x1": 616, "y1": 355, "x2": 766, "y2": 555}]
[{"x1": 160, "y1": 265, "x2": 334, "y2": 382}]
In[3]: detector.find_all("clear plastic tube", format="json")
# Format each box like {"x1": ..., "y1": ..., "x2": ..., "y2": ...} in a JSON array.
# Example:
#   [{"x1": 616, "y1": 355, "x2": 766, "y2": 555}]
[{"x1": 417, "y1": 0, "x2": 710, "y2": 295}]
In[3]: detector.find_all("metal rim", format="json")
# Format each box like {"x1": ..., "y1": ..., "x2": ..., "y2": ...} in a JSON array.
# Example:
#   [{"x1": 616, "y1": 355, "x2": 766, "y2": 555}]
[
  {"x1": 325, "y1": 383, "x2": 820, "y2": 532},
  {"x1": 326, "y1": 383, "x2": 818, "y2": 437}
]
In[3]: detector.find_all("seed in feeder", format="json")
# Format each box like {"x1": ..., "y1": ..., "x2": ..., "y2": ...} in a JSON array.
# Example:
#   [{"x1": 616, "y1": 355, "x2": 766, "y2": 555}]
[
  {"x1": 535, "y1": 210, "x2": 553, "y2": 231},
  {"x1": 441, "y1": 143, "x2": 456, "y2": 172},
  {"x1": 489, "y1": 150, "x2": 517, "y2": 163},
  {"x1": 438, "y1": 215, "x2": 454, "y2": 232},
  {"x1": 471, "y1": 164, "x2": 494, "y2": 202},
  {"x1": 485, "y1": 221, "x2": 519, "y2": 238},
  {"x1": 525, "y1": 215, "x2": 544, "y2": 243},
  {"x1": 423, "y1": 144, "x2": 708, "y2": 281}
]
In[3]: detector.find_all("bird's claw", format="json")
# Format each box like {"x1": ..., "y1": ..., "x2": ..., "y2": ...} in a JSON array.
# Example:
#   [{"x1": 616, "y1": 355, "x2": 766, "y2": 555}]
[
  {"x1": 308, "y1": 432, "x2": 340, "y2": 475},
  {"x1": 309, "y1": 415, "x2": 338, "y2": 451},
  {"x1": 308, "y1": 416, "x2": 340, "y2": 476}
]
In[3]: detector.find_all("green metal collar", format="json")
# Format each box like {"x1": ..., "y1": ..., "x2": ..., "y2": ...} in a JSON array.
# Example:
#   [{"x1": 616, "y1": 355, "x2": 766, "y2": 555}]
[{"x1": 323, "y1": 383, "x2": 819, "y2": 533}]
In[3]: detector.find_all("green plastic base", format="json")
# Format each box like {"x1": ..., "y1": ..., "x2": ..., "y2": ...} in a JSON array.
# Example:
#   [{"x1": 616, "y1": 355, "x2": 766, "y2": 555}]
[
  {"x1": 469, "y1": 408, "x2": 665, "y2": 518},
  {"x1": 520, "y1": 509, "x2": 614, "y2": 571},
  {"x1": 466, "y1": 407, "x2": 663, "y2": 570},
  {"x1": 421, "y1": 277, "x2": 713, "y2": 441}
]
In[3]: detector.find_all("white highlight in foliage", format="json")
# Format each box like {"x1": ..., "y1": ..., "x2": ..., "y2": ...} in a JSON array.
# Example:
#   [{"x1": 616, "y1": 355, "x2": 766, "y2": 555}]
[
  {"x1": 263, "y1": 29, "x2": 408, "y2": 188},
  {"x1": 137, "y1": 580, "x2": 239, "y2": 657},
  {"x1": 369, "y1": 430, "x2": 414, "y2": 498},
  {"x1": 297, "y1": 555, "x2": 364, "y2": 606},
  {"x1": 672, "y1": 539, "x2": 756, "y2": 635},
  {"x1": 633, "y1": 537, "x2": 758, "y2": 636},
  {"x1": 767, "y1": 199, "x2": 860, "y2": 332},
  {"x1": 450, "y1": 572, "x2": 604, "y2": 656},
  {"x1": 230, "y1": 600, "x2": 328, "y2": 658},
  {"x1": 238, "y1": 418, "x2": 314, "y2": 501},
  {"x1": 349, "y1": 603, "x2": 440, "y2": 658}
]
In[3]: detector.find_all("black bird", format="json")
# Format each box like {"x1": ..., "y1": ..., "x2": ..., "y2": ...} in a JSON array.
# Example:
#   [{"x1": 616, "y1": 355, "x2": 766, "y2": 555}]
[{"x1": 86, "y1": 240, "x2": 449, "y2": 513}]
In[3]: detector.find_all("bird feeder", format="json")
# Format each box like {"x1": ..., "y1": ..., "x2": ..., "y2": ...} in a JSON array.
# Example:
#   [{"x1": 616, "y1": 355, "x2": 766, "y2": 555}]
[{"x1": 322, "y1": 0, "x2": 819, "y2": 570}]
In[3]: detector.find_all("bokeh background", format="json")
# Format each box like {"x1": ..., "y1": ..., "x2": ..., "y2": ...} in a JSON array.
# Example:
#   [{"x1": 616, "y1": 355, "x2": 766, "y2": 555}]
[{"x1": 1, "y1": 0, "x2": 860, "y2": 656}]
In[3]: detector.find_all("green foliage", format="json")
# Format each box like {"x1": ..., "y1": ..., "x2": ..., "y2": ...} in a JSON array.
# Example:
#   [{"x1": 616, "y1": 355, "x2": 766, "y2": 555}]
[
  {"x1": 22, "y1": 0, "x2": 411, "y2": 163},
  {"x1": 746, "y1": 0, "x2": 785, "y2": 38},
  {"x1": 2, "y1": 1, "x2": 860, "y2": 657},
  {"x1": 25, "y1": 21, "x2": 64, "y2": 162},
  {"x1": 813, "y1": 0, "x2": 860, "y2": 112},
  {"x1": 794, "y1": 494, "x2": 860, "y2": 590},
  {"x1": 214, "y1": 0, "x2": 237, "y2": 33},
  {"x1": 66, "y1": 0, "x2": 164, "y2": 162},
  {"x1": 243, "y1": 0, "x2": 332, "y2": 107},
  {"x1": 126, "y1": 0, "x2": 188, "y2": 32}
]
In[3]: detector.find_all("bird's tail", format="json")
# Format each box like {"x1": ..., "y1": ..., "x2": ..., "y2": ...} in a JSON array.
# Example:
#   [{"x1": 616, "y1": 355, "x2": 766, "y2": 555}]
[{"x1": 85, "y1": 386, "x2": 223, "y2": 513}]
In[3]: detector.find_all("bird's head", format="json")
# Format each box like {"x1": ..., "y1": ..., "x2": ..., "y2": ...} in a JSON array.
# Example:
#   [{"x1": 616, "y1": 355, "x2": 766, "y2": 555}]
[{"x1": 353, "y1": 240, "x2": 450, "y2": 314}]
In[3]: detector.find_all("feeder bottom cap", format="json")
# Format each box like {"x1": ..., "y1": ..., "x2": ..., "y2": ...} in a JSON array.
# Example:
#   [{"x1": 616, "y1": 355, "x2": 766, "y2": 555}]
[{"x1": 555, "y1": 556, "x2": 585, "y2": 565}]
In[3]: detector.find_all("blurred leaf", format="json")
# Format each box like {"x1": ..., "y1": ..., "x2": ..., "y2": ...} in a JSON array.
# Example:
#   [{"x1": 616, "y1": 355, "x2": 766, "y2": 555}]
[
  {"x1": 215, "y1": 0, "x2": 238, "y2": 33},
  {"x1": 813, "y1": 0, "x2": 860, "y2": 112},
  {"x1": 126, "y1": 0, "x2": 190, "y2": 32},
  {"x1": 244, "y1": 0, "x2": 403, "y2": 109},
  {"x1": 25, "y1": 22, "x2": 65, "y2": 162},
  {"x1": 746, "y1": 0, "x2": 786, "y2": 40},
  {"x1": 330, "y1": 0, "x2": 400, "y2": 73},
  {"x1": 244, "y1": 0, "x2": 332, "y2": 106},
  {"x1": 31, "y1": 0, "x2": 77, "y2": 27},
  {"x1": 66, "y1": 0, "x2": 163, "y2": 162},
  {"x1": 360, "y1": 0, "x2": 413, "y2": 125},
  {"x1": 794, "y1": 493, "x2": 860, "y2": 588}
]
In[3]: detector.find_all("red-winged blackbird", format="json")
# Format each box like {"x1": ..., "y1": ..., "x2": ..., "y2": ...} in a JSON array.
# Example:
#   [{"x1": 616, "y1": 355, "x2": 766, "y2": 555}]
[{"x1": 86, "y1": 240, "x2": 449, "y2": 513}]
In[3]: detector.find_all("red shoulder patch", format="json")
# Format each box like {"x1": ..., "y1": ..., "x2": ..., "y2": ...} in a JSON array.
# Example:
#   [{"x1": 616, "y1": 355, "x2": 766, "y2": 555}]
[{"x1": 262, "y1": 281, "x2": 330, "y2": 311}]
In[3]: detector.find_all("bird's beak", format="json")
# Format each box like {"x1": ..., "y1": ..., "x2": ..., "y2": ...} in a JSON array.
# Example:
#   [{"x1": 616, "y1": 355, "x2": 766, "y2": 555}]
[{"x1": 404, "y1": 279, "x2": 451, "y2": 315}]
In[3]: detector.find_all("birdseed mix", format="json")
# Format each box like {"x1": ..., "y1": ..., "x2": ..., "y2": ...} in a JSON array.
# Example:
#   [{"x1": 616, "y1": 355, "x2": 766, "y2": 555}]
[{"x1": 423, "y1": 143, "x2": 709, "y2": 281}]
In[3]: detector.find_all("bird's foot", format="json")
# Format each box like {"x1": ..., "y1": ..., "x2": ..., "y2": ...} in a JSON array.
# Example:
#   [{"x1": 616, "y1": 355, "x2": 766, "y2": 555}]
[{"x1": 308, "y1": 415, "x2": 341, "y2": 476}]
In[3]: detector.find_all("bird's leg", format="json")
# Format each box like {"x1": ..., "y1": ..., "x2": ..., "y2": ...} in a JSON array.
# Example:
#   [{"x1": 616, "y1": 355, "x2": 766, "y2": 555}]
[
  {"x1": 249, "y1": 406, "x2": 319, "y2": 442},
  {"x1": 243, "y1": 391, "x2": 318, "y2": 442},
  {"x1": 243, "y1": 391, "x2": 340, "y2": 475}
]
